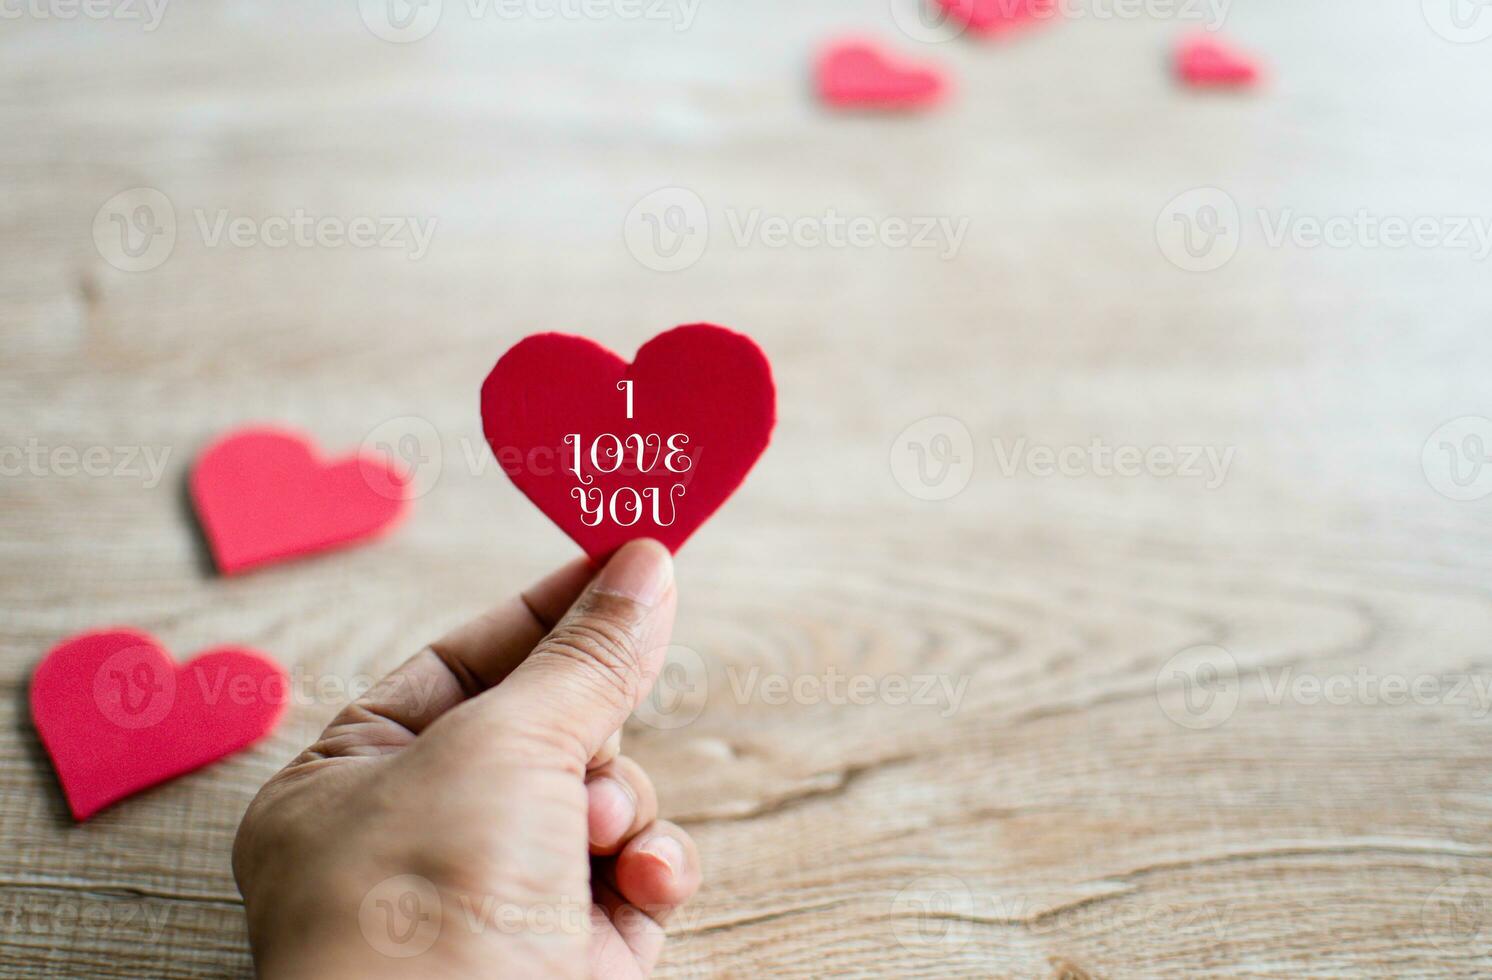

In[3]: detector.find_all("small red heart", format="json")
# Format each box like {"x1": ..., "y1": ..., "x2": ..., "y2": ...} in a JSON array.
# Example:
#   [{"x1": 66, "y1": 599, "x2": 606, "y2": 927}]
[
  {"x1": 30, "y1": 629, "x2": 288, "y2": 821},
  {"x1": 481, "y1": 323, "x2": 775, "y2": 560},
  {"x1": 934, "y1": 0, "x2": 1056, "y2": 37},
  {"x1": 190, "y1": 426, "x2": 408, "y2": 575},
  {"x1": 817, "y1": 40, "x2": 949, "y2": 110},
  {"x1": 1176, "y1": 35, "x2": 1260, "y2": 88}
]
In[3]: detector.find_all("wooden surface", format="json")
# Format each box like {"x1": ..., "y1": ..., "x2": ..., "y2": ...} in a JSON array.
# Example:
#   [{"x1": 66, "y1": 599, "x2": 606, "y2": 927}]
[{"x1": 4, "y1": 0, "x2": 1492, "y2": 975}]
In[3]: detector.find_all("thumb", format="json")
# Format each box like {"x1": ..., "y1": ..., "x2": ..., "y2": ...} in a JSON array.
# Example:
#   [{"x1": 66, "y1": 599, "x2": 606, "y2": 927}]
[{"x1": 487, "y1": 539, "x2": 676, "y2": 768}]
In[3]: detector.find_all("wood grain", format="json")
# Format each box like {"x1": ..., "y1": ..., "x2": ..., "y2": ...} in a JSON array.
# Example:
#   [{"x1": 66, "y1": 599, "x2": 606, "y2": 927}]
[{"x1": 3, "y1": 0, "x2": 1491, "y2": 975}]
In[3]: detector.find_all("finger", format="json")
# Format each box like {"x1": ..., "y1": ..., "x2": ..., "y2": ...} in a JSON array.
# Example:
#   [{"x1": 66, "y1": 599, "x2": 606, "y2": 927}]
[
  {"x1": 311, "y1": 557, "x2": 593, "y2": 753},
  {"x1": 591, "y1": 880, "x2": 664, "y2": 979},
  {"x1": 485, "y1": 539, "x2": 676, "y2": 768},
  {"x1": 587, "y1": 755, "x2": 658, "y2": 855},
  {"x1": 588, "y1": 729, "x2": 622, "y2": 771},
  {"x1": 608, "y1": 820, "x2": 701, "y2": 918}
]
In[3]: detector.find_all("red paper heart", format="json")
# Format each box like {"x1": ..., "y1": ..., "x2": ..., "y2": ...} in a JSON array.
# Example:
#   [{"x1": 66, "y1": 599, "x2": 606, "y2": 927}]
[
  {"x1": 30, "y1": 629, "x2": 288, "y2": 821},
  {"x1": 1176, "y1": 35, "x2": 1260, "y2": 88},
  {"x1": 480, "y1": 323, "x2": 775, "y2": 560},
  {"x1": 817, "y1": 40, "x2": 949, "y2": 110},
  {"x1": 190, "y1": 426, "x2": 408, "y2": 575},
  {"x1": 934, "y1": 0, "x2": 1055, "y2": 37}
]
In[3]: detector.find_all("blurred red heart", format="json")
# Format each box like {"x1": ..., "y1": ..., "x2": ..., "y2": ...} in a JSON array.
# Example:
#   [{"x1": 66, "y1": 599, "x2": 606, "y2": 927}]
[
  {"x1": 934, "y1": 0, "x2": 1056, "y2": 37},
  {"x1": 30, "y1": 629, "x2": 287, "y2": 821},
  {"x1": 191, "y1": 426, "x2": 408, "y2": 575},
  {"x1": 480, "y1": 323, "x2": 775, "y2": 560},
  {"x1": 817, "y1": 40, "x2": 948, "y2": 110},
  {"x1": 1176, "y1": 35, "x2": 1260, "y2": 88}
]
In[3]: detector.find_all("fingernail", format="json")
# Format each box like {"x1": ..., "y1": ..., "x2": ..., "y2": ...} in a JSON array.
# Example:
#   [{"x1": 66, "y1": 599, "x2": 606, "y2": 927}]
[
  {"x1": 592, "y1": 539, "x2": 673, "y2": 607},
  {"x1": 587, "y1": 777, "x2": 636, "y2": 847},
  {"x1": 638, "y1": 834, "x2": 685, "y2": 877}
]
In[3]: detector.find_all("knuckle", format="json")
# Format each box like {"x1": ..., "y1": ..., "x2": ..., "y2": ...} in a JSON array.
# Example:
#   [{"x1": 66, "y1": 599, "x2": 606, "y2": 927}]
[{"x1": 539, "y1": 615, "x2": 646, "y2": 706}]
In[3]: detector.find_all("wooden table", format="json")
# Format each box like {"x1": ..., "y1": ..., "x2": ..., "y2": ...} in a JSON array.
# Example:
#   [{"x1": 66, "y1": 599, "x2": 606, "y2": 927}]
[{"x1": 3, "y1": 1, "x2": 1491, "y2": 975}]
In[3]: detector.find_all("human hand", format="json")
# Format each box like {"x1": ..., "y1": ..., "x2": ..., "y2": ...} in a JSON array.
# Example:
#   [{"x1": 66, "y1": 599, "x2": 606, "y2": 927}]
[{"x1": 233, "y1": 540, "x2": 700, "y2": 979}]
